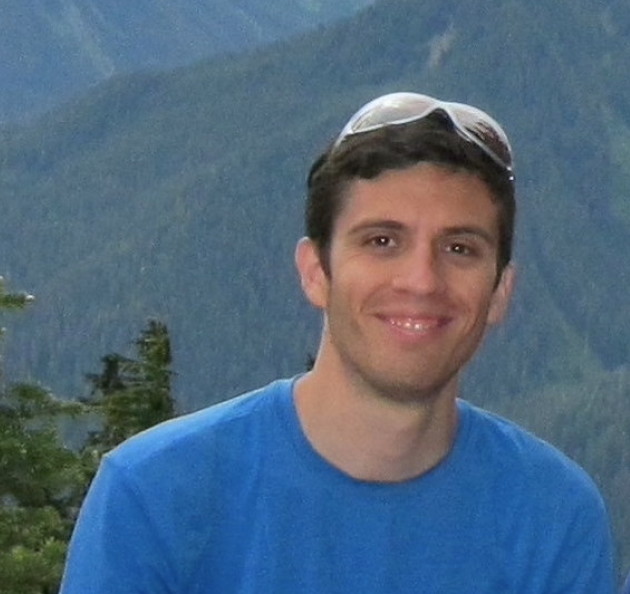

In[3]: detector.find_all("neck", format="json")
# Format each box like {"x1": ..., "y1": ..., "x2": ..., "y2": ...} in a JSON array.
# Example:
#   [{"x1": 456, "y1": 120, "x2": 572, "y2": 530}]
[{"x1": 294, "y1": 358, "x2": 459, "y2": 483}]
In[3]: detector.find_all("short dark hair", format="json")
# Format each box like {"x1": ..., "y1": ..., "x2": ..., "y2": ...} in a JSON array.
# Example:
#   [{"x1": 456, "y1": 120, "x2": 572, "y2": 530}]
[{"x1": 306, "y1": 113, "x2": 515, "y2": 275}]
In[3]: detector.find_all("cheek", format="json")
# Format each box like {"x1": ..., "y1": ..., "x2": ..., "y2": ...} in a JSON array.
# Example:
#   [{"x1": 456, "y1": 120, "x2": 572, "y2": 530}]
[
  {"x1": 329, "y1": 260, "x2": 376, "y2": 300},
  {"x1": 448, "y1": 280, "x2": 498, "y2": 327}
]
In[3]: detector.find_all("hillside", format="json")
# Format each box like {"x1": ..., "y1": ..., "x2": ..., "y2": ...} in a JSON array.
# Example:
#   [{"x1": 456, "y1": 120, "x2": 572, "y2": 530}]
[
  {"x1": 0, "y1": 0, "x2": 374, "y2": 122},
  {"x1": 1, "y1": 0, "x2": 629, "y2": 573},
  {"x1": 2, "y1": 0, "x2": 628, "y2": 403}
]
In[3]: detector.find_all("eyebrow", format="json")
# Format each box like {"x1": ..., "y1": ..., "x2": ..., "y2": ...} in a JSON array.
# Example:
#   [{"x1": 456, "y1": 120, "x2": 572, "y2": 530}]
[
  {"x1": 347, "y1": 220, "x2": 406, "y2": 236},
  {"x1": 347, "y1": 220, "x2": 497, "y2": 246},
  {"x1": 442, "y1": 225, "x2": 498, "y2": 246}
]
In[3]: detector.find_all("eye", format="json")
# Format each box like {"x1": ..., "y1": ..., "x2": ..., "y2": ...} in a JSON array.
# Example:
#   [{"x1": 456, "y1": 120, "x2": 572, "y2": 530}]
[
  {"x1": 366, "y1": 235, "x2": 397, "y2": 249},
  {"x1": 444, "y1": 241, "x2": 478, "y2": 257}
]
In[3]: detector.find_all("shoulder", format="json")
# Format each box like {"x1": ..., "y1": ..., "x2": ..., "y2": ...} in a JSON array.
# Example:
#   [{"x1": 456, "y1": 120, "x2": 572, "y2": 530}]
[
  {"x1": 458, "y1": 399, "x2": 605, "y2": 508},
  {"x1": 457, "y1": 401, "x2": 615, "y2": 591},
  {"x1": 106, "y1": 377, "x2": 294, "y2": 472}
]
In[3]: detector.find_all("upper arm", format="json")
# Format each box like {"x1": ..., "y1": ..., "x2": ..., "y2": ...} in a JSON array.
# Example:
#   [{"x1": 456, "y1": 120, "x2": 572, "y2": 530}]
[{"x1": 59, "y1": 456, "x2": 175, "y2": 594}]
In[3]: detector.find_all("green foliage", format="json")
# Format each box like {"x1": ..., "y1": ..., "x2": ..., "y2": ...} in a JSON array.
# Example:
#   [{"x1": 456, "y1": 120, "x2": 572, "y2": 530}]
[
  {"x1": 0, "y1": 508, "x2": 68, "y2": 594},
  {"x1": 1, "y1": 290, "x2": 176, "y2": 592},
  {"x1": 0, "y1": 382, "x2": 87, "y2": 594},
  {"x1": 85, "y1": 319, "x2": 176, "y2": 452},
  {"x1": 0, "y1": 279, "x2": 34, "y2": 312},
  {"x1": 0, "y1": 277, "x2": 34, "y2": 344},
  {"x1": 1, "y1": 384, "x2": 85, "y2": 506}
]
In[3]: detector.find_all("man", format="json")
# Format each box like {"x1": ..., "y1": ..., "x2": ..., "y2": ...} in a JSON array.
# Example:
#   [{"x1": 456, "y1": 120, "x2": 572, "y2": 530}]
[{"x1": 60, "y1": 92, "x2": 615, "y2": 593}]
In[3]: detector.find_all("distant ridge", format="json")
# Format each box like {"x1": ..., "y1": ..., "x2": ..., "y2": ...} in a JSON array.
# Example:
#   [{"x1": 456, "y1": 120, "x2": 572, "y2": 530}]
[
  {"x1": 0, "y1": 0, "x2": 374, "y2": 122},
  {"x1": 2, "y1": 0, "x2": 628, "y2": 406}
]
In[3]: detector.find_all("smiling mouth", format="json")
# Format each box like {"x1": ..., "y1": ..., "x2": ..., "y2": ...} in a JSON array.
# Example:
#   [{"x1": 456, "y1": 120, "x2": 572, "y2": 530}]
[{"x1": 387, "y1": 317, "x2": 444, "y2": 333}]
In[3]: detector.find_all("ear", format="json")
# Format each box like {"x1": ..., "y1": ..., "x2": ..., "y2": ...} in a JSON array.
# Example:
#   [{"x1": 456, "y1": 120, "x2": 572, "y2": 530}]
[
  {"x1": 295, "y1": 237, "x2": 329, "y2": 309},
  {"x1": 487, "y1": 263, "x2": 515, "y2": 326}
]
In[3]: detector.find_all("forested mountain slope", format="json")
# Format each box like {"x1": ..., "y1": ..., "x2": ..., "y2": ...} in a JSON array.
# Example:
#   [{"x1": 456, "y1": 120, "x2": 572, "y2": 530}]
[
  {"x1": 2, "y1": 0, "x2": 628, "y2": 406},
  {"x1": 0, "y1": 0, "x2": 374, "y2": 122},
  {"x1": 1, "y1": 0, "x2": 629, "y2": 573}
]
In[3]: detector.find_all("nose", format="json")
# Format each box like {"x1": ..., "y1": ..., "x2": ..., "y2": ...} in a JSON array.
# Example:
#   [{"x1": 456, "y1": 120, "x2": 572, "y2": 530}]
[{"x1": 390, "y1": 244, "x2": 444, "y2": 295}]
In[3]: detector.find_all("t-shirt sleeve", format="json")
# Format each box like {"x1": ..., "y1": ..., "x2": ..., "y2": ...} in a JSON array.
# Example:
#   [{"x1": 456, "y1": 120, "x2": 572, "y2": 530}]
[
  {"x1": 546, "y1": 492, "x2": 616, "y2": 594},
  {"x1": 59, "y1": 455, "x2": 175, "y2": 594}
]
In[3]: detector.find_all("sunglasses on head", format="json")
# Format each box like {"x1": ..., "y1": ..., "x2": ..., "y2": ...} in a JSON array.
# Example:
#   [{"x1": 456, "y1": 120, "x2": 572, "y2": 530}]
[{"x1": 333, "y1": 92, "x2": 514, "y2": 181}]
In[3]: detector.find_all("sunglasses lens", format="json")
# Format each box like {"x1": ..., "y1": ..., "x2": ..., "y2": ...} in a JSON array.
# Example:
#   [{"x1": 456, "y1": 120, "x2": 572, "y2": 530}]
[
  {"x1": 335, "y1": 93, "x2": 513, "y2": 173},
  {"x1": 446, "y1": 102, "x2": 513, "y2": 170},
  {"x1": 340, "y1": 93, "x2": 436, "y2": 138}
]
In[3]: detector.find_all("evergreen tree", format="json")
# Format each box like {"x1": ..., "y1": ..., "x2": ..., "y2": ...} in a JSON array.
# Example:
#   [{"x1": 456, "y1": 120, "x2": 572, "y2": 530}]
[
  {"x1": 85, "y1": 319, "x2": 175, "y2": 452},
  {"x1": 0, "y1": 276, "x2": 34, "y2": 312},
  {"x1": 0, "y1": 276, "x2": 34, "y2": 386},
  {"x1": 0, "y1": 279, "x2": 85, "y2": 594},
  {"x1": 1, "y1": 280, "x2": 177, "y2": 592}
]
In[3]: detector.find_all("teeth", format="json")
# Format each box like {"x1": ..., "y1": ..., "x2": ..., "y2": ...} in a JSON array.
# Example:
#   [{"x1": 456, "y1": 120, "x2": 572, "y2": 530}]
[{"x1": 390, "y1": 318, "x2": 437, "y2": 332}]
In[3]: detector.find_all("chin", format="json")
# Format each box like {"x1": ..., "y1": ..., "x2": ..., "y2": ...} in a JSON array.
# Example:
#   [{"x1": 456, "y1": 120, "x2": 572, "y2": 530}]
[{"x1": 361, "y1": 369, "x2": 459, "y2": 405}]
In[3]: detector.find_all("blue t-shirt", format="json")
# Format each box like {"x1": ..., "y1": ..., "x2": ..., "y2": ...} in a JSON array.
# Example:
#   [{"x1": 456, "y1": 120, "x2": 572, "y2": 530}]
[{"x1": 60, "y1": 378, "x2": 615, "y2": 593}]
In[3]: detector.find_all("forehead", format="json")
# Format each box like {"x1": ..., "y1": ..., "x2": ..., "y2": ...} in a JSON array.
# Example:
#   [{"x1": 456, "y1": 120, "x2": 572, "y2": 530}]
[{"x1": 333, "y1": 163, "x2": 500, "y2": 236}]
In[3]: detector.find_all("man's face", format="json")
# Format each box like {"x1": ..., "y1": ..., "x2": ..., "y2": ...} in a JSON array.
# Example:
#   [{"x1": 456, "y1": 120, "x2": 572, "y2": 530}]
[{"x1": 296, "y1": 163, "x2": 514, "y2": 403}]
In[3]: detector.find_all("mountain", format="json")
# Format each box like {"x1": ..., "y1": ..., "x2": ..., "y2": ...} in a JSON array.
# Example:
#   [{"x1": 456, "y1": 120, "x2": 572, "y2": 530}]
[
  {"x1": 1, "y1": 0, "x2": 630, "y2": 571},
  {"x1": 2, "y1": 0, "x2": 628, "y2": 404},
  {"x1": 0, "y1": 0, "x2": 374, "y2": 122}
]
